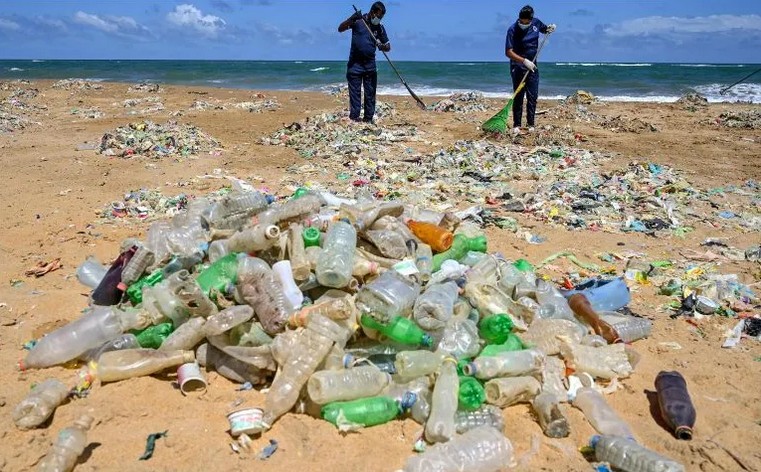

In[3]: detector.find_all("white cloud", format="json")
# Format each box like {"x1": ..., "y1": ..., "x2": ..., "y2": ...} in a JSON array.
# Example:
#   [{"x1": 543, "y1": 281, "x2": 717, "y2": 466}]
[
  {"x1": 605, "y1": 14, "x2": 761, "y2": 37},
  {"x1": 166, "y1": 4, "x2": 226, "y2": 38},
  {"x1": 0, "y1": 18, "x2": 21, "y2": 31},
  {"x1": 73, "y1": 11, "x2": 149, "y2": 37}
]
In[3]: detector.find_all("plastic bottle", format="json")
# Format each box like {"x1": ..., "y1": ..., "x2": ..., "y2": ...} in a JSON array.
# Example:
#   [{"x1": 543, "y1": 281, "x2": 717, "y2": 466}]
[
  {"x1": 321, "y1": 396, "x2": 403, "y2": 428},
  {"x1": 76, "y1": 256, "x2": 108, "y2": 289},
  {"x1": 22, "y1": 306, "x2": 138, "y2": 369},
  {"x1": 237, "y1": 256, "x2": 292, "y2": 335},
  {"x1": 196, "y1": 343, "x2": 267, "y2": 385},
  {"x1": 406, "y1": 219, "x2": 454, "y2": 253},
  {"x1": 259, "y1": 193, "x2": 323, "y2": 226},
  {"x1": 133, "y1": 322, "x2": 173, "y2": 349},
  {"x1": 204, "y1": 305, "x2": 254, "y2": 336},
  {"x1": 463, "y1": 283, "x2": 524, "y2": 325},
  {"x1": 272, "y1": 260, "x2": 304, "y2": 311},
  {"x1": 532, "y1": 392, "x2": 570, "y2": 438},
  {"x1": 572, "y1": 387, "x2": 635, "y2": 439},
  {"x1": 263, "y1": 326, "x2": 334, "y2": 428},
  {"x1": 120, "y1": 245, "x2": 155, "y2": 290},
  {"x1": 352, "y1": 201, "x2": 405, "y2": 232},
  {"x1": 395, "y1": 350, "x2": 444, "y2": 378},
  {"x1": 91, "y1": 245, "x2": 136, "y2": 306},
  {"x1": 432, "y1": 234, "x2": 487, "y2": 271},
  {"x1": 37, "y1": 415, "x2": 94, "y2": 472},
  {"x1": 540, "y1": 356, "x2": 569, "y2": 402},
  {"x1": 360, "y1": 314, "x2": 432, "y2": 347},
  {"x1": 142, "y1": 271, "x2": 216, "y2": 326},
  {"x1": 80, "y1": 333, "x2": 140, "y2": 362},
  {"x1": 436, "y1": 318, "x2": 481, "y2": 359},
  {"x1": 196, "y1": 252, "x2": 239, "y2": 296},
  {"x1": 413, "y1": 242, "x2": 433, "y2": 282},
  {"x1": 404, "y1": 425, "x2": 515, "y2": 472},
  {"x1": 316, "y1": 220, "x2": 356, "y2": 288},
  {"x1": 425, "y1": 358, "x2": 459, "y2": 443},
  {"x1": 96, "y1": 349, "x2": 195, "y2": 383},
  {"x1": 522, "y1": 318, "x2": 586, "y2": 356},
  {"x1": 463, "y1": 348, "x2": 545, "y2": 380},
  {"x1": 459, "y1": 376, "x2": 486, "y2": 411},
  {"x1": 534, "y1": 279, "x2": 577, "y2": 321},
  {"x1": 601, "y1": 312, "x2": 653, "y2": 343},
  {"x1": 655, "y1": 371, "x2": 696, "y2": 440},
  {"x1": 356, "y1": 269, "x2": 421, "y2": 323},
  {"x1": 561, "y1": 277, "x2": 631, "y2": 312},
  {"x1": 353, "y1": 353, "x2": 397, "y2": 374},
  {"x1": 226, "y1": 224, "x2": 280, "y2": 254},
  {"x1": 204, "y1": 191, "x2": 269, "y2": 230},
  {"x1": 413, "y1": 281, "x2": 459, "y2": 331},
  {"x1": 478, "y1": 314, "x2": 514, "y2": 345},
  {"x1": 591, "y1": 435, "x2": 685, "y2": 472},
  {"x1": 288, "y1": 223, "x2": 312, "y2": 281},
  {"x1": 159, "y1": 317, "x2": 206, "y2": 351},
  {"x1": 479, "y1": 334, "x2": 524, "y2": 357},
  {"x1": 352, "y1": 252, "x2": 379, "y2": 278},
  {"x1": 207, "y1": 239, "x2": 230, "y2": 263},
  {"x1": 307, "y1": 365, "x2": 391, "y2": 404},
  {"x1": 12, "y1": 379, "x2": 70, "y2": 430},
  {"x1": 455, "y1": 405, "x2": 505, "y2": 434},
  {"x1": 559, "y1": 340, "x2": 632, "y2": 380},
  {"x1": 125, "y1": 269, "x2": 163, "y2": 305},
  {"x1": 289, "y1": 293, "x2": 355, "y2": 327},
  {"x1": 365, "y1": 229, "x2": 408, "y2": 260},
  {"x1": 484, "y1": 376, "x2": 541, "y2": 407}
]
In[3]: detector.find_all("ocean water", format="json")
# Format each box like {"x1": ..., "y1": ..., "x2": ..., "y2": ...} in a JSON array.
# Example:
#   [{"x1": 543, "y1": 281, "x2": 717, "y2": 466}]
[{"x1": 1, "y1": 60, "x2": 759, "y2": 103}]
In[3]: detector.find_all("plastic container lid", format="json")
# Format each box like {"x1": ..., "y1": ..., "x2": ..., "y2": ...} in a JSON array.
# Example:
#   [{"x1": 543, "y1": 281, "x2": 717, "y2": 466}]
[{"x1": 302, "y1": 227, "x2": 321, "y2": 247}]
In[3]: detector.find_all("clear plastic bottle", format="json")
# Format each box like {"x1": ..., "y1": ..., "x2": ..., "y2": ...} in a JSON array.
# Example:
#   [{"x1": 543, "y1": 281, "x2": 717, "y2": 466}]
[
  {"x1": 226, "y1": 224, "x2": 280, "y2": 253},
  {"x1": 572, "y1": 387, "x2": 635, "y2": 439},
  {"x1": 307, "y1": 365, "x2": 391, "y2": 404},
  {"x1": 463, "y1": 283, "x2": 526, "y2": 329},
  {"x1": 272, "y1": 260, "x2": 304, "y2": 311},
  {"x1": 601, "y1": 312, "x2": 653, "y2": 343},
  {"x1": 289, "y1": 292, "x2": 356, "y2": 327},
  {"x1": 559, "y1": 339, "x2": 633, "y2": 380},
  {"x1": 353, "y1": 202, "x2": 405, "y2": 232},
  {"x1": 436, "y1": 318, "x2": 481, "y2": 360},
  {"x1": 405, "y1": 425, "x2": 515, "y2": 472},
  {"x1": 371, "y1": 215, "x2": 417, "y2": 242},
  {"x1": 262, "y1": 326, "x2": 334, "y2": 428},
  {"x1": 425, "y1": 358, "x2": 459, "y2": 443},
  {"x1": 532, "y1": 392, "x2": 570, "y2": 438},
  {"x1": 288, "y1": 223, "x2": 312, "y2": 281},
  {"x1": 203, "y1": 305, "x2": 254, "y2": 336},
  {"x1": 76, "y1": 256, "x2": 108, "y2": 289},
  {"x1": 22, "y1": 306, "x2": 138, "y2": 369},
  {"x1": 395, "y1": 350, "x2": 445, "y2": 379},
  {"x1": 120, "y1": 245, "x2": 155, "y2": 289},
  {"x1": 413, "y1": 281, "x2": 459, "y2": 331},
  {"x1": 484, "y1": 376, "x2": 541, "y2": 407},
  {"x1": 80, "y1": 333, "x2": 140, "y2": 362},
  {"x1": 159, "y1": 317, "x2": 206, "y2": 351},
  {"x1": 37, "y1": 415, "x2": 94, "y2": 472},
  {"x1": 352, "y1": 252, "x2": 380, "y2": 278},
  {"x1": 561, "y1": 277, "x2": 631, "y2": 312},
  {"x1": 237, "y1": 256, "x2": 292, "y2": 335},
  {"x1": 316, "y1": 220, "x2": 357, "y2": 288},
  {"x1": 142, "y1": 270, "x2": 217, "y2": 326},
  {"x1": 259, "y1": 194, "x2": 323, "y2": 226},
  {"x1": 96, "y1": 349, "x2": 195, "y2": 383},
  {"x1": 196, "y1": 343, "x2": 267, "y2": 385},
  {"x1": 364, "y1": 229, "x2": 408, "y2": 260},
  {"x1": 534, "y1": 279, "x2": 576, "y2": 321},
  {"x1": 356, "y1": 269, "x2": 421, "y2": 323},
  {"x1": 522, "y1": 318, "x2": 586, "y2": 356},
  {"x1": 12, "y1": 379, "x2": 70, "y2": 430},
  {"x1": 413, "y1": 242, "x2": 433, "y2": 282},
  {"x1": 204, "y1": 191, "x2": 269, "y2": 230},
  {"x1": 541, "y1": 355, "x2": 569, "y2": 402},
  {"x1": 207, "y1": 239, "x2": 230, "y2": 263},
  {"x1": 455, "y1": 404, "x2": 505, "y2": 434},
  {"x1": 591, "y1": 435, "x2": 685, "y2": 472},
  {"x1": 463, "y1": 348, "x2": 545, "y2": 380}
]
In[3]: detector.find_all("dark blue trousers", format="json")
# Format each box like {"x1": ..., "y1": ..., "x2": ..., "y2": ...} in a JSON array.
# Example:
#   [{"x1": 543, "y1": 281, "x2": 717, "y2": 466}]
[
  {"x1": 347, "y1": 62, "x2": 378, "y2": 122},
  {"x1": 510, "y1": 64, "x2": 540, "y2": 128}
]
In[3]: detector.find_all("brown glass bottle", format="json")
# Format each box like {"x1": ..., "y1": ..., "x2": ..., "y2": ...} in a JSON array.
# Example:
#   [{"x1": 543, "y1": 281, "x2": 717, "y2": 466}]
[{"x1": 655, "y1": 371, "x2": 696, "y2": 440}]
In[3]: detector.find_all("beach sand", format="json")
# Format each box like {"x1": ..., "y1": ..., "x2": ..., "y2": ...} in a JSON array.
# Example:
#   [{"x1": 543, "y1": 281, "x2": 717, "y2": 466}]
[{"x1": 0, "y1": 80, "x2": 759, "y2": 472}]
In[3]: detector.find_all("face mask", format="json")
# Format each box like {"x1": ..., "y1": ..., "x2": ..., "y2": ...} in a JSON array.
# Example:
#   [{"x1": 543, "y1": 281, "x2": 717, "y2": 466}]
[
  {"x1": 370, "y1": 16, "x2": 381, "y2": 26},
  {"x1": 518, "y1": 22, "x2": 530, "y2": 30}
]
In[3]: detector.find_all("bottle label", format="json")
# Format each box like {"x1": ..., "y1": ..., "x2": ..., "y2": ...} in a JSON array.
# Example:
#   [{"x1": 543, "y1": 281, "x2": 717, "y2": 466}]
[{"x1": 392, "y1": 259, "x2": 419, "y2": 278}]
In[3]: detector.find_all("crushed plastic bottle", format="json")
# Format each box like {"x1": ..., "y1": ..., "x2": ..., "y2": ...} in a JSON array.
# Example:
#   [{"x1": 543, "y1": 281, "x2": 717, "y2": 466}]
[
  {"x1": 356, "y1": 269, "x2": 421, "y2": 323},
  {"x1": 573, "y1": 387, "x2": 635, "y2": 439},
  {"x1": 532, "y1": 392, "x2": 570, "y2": 438},
  {"x1": 413, "y1": 281, "x2": 459, "y2": 331},
  {"x1": 237, "y1": 256, "x2": 292, "y2": 335},
  {"x1": 307, "y1": 365, "x2": 390, "y2": 404},
  {"x1": 484, "y1": 376, "x2": 541, "y2": 407},
  {"x1": 454, "y1": 404, "x2": 505, "y2": 434},
  {"x1": 37, "y1": 415, "x2": 94, "y2": 472},
  {"x1": 96, "y1": 349, "x2": 195, "y2": 383},
  {"x1": 463, "y1": 348, "x2": 545, "y2": 379},
  {"x1": 316, "y1": 220, "x2": 356, "y2": 288},
  {"x1": 404, "y1": 426, "x2": 515, "y2": 472},
  {"x1": 12, "y1": 379, "x2": 70, "y2": 430},
  {"x1": 425, "y1": 358, "x2": 459, "y2": 443},
  {"x1": 591, "y1": 435, "x2": 685, "y2": 472}
]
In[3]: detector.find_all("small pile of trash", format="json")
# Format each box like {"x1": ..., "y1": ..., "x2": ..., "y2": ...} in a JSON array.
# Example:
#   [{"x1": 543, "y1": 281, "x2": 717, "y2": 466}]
[
  {"x1": 561, "y1": 90, "x2": 597, "y2": 106},
  {"x1": 546, "y1": 92, "x2": 658, "y2": 134},
  {"x1": 0, "y1": 109, "x2": 31, "y2": 133},
  {"x1": 98, "y1": 120, "x2": 222, "y2": 159},
  {"x1": 675, "y1": 92, "x2": 708, "y2": 111},
  {"x1": 17, "y1": 181, "x2": 696, "y2": 471},
  {"x1": 324, "y1": 84, "x2": 349, "y2": 97},
  {"x1": 428, "y1": 92, "x2": 491, "y2": 114},
  {"x1": 99, "y1": 189, "x2": 196, "y2": 221},
  {"x1": 232, "y1": 100, "x2": 280, "y2": 113},
  {"x1": 121, "y1": 97, "x2": 165, "y2": 114},
  {"x1": 8, "y1": 87, "x2": 40, "y2": 101},
  {"x1": 716, "y1": 109, "x2": 761, "y2": 129},
  {"x1": 52, "y1": 79, "x2": 104, "y2": 91},
  {"x1": 128, "y1": 82, "x2": 161, "y2": 93},
  {"x1": 190, "y1": 100, "x2": 226, "y2": 111},
  {"x1": 0, "y1": 79, "x2": 33, "y2": 91},
  {"x1": 71, "y1": 107, "x2": 105, "y2": 119},
  {"x1": 597, "y1": 115, "x2": 658, "y2": 133}
]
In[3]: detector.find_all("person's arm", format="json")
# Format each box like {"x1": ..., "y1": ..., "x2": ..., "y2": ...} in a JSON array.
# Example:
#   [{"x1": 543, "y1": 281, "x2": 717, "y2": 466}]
[
  {"x1": 338, "y1": 11, "x2": 361, "y2": 32},
  {"x1": 377, "y1": 25, "x2": 391, "y2": 52}
]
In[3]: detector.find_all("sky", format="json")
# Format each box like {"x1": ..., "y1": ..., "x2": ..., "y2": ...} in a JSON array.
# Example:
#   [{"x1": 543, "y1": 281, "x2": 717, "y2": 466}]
[{"x1": 0, "y1": 1, "x2": 759, "y2": 62}]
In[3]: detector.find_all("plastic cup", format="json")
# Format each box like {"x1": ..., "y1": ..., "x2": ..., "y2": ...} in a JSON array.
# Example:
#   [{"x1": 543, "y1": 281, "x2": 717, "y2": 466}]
[
  {"x1": 695, "y1": 296, "x2": 718, "y2": 315},
  {"x1": 177, "y1": 362, "x2": 207, "y2": 395},
  {"x1": 227, "y1": 408, "x2": 264, "y2": 437}
]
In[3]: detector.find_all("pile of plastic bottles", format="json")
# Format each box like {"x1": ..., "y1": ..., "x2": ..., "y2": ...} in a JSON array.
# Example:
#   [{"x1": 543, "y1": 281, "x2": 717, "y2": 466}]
[{"x1": 17, "y1": 185, "x2": 695, "y2": 472}]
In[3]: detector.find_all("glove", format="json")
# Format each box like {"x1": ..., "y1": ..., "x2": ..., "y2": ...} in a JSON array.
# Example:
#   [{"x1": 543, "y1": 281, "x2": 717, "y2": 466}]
[
  {"x1": 546, "y1": 23, "x2": 556, "y2": 33},
  {"x1": 523, "y1": 58, "x2": 537, "y2": 72},
  {"x1": 376, "y1": 39, "x2": 383, "y2": 48}
]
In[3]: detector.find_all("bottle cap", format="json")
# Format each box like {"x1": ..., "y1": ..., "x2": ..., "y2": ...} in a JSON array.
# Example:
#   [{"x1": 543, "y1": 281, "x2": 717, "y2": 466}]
[
  {"x1": 462, "y1": 362, "x2": 477, "y2": 376},
  {"x1": 302, "y1": 227, "x2": 321, "y2": 247},
  {"x1": 400, "y1": 391, "x2": 417, "y2": 411},
  {"x1": 420, "y1": 334, "x2": 433, "y2": 348}
]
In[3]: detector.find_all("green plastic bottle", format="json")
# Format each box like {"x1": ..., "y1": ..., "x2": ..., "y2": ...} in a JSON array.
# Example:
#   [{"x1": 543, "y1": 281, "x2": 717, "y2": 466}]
[
  {"x1": 432, "y1": 234, "x2": 488, "y2": 271},
  {"x1": 302, "y1": 226, "x2": 321, "y2": 248},
  {"x1": 195, "y1": 252, "x2": 239, "y2": 296},
  {"x1": 458, "y1": 376, "x2": 486, "y2": 411},
  {"x1": 513, "y1": 259, "x2": 534, "y2": 272},
  {"x1": 360, "y1": 314, "x2": 433, "y2": 347},
  {"x1": 479, "y1": 333, "x2": 525, "y2": 356},
  {"x1": 126, "y1": 269, "x2": 164, "y2": 305},
  {"x1": 292, "y1": 187, "x2": 309, "y2": 199},
  {"x1": 478, "y1": 314, "x2": 514, "y2": 345},
  {"x1": 321, "y1": 396, "x2": 401, "y2": 428},
  {"x1": 132, "y1": 322, "x2": 174, "y2": 349}
]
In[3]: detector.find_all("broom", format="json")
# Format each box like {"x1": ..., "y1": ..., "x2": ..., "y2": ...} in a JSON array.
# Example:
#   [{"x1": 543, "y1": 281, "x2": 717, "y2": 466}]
[{"x1": 482, "y1": 33, "x2": 551, "y2": 134}]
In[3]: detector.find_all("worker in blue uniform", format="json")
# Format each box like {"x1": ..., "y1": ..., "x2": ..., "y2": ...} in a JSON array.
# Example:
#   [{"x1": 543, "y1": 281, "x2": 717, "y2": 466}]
[
  {"x1": 338, "y1": 2, "x2": 391, "y2": 123},
  {"x1": 505, "y1": 5, "x2": 556, "y2": 133}
]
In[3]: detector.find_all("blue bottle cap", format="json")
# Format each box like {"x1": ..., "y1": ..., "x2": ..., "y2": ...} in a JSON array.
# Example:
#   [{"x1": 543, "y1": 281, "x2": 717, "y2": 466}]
[
  {"x1": 400, "y1": 392, "x2": 417, "y2": 411},
  {"x1": 420, "y1": 334, "x2": 433, "y2": 348}
]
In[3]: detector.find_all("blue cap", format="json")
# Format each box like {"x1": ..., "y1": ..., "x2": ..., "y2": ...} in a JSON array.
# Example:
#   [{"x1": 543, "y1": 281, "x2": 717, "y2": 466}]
[
  {"x1": 421, "y1": 334, "x2": 433, "y2": 348},
  {"x1": 400, "y1": 392, "x2": 417, "y2": 410}
]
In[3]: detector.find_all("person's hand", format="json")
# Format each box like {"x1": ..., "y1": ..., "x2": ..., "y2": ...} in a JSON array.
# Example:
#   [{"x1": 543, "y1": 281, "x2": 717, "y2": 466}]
[
  {"x1": 523, "y1": 58, "x2": 537, "y2": 72},
  {"x1": 350, "y1": 10, "x2": 363, "y2": 21},
  {"x1": 546, "y1": 24, "x2": 556, "y2": 33},
  {"x1": 376, "y1": 39, "x2": 383, "y2": 48}
]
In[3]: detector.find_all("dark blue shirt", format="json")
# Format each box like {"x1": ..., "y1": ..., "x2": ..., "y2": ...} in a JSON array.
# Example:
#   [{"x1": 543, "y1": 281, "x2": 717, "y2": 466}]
[
  {"x1": 348, "y1": 14, "x2": 389, "y2": 67},
  {"x1": 505, "y1": 18, "x2": 548, "y2": 65}
]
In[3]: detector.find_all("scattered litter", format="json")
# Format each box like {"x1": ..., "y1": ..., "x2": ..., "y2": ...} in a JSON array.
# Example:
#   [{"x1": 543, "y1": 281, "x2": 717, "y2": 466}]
[
  {"x1": 259, "y1": 439, "x2": 278, "y2": 460},
  {"x1": 428, "y1": 92, "x2": 491, "y2": 114},
  {"x1": 139, "y1": 430, "x2": 168, "y2": 461},
  {"x1": 24, "y1": 258, "x2": 63, "y2": 278},
  {"x1": 128, "y1": 82, "x2": 161, "y2": 93},
  {"x1": 52, "y1": 79, "x2": 103, "y2": 91},
  {"x1": 98, "y1": 121, "x2": 222, "y2": 159},
  {"x1": 715, "y1": 109, "x2": 761, "y2": 129}
]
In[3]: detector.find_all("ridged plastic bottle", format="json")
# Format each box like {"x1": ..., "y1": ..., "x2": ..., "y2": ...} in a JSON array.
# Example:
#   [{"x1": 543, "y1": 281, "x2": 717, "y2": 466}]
[
  {"x1": 365, "y1": 229, "x2": 408, "y2": 260},
  {"x1": 196, "y1": 343, "x2": 267, "y2": 385},
  {"x1": 12, "y1": 379, "x2": 70, "y2": 430},
  {"x1": 288, "y1": 223, "x2": 312, "y2": 281},
  {"x1": 321, "y1": 396, "x2": 401, "y2": 428},
  {"x1": 307, "y1": 365, "x2": 391, "y2": 404},
  {"x1": 96, "y1": 349, "x2": 195, "y2": 383},
  {"x1": 559, "y1": 340, "x2": 632, "y2": 380},
  {"x1": 316, "y1": 220, "x2": 357, "y2": 288},
  {"x1": 602, "y1": 313, "x2": 653, "y2": 343},
  {"x1": 360, "y1": 314, "x2": 432, "y2": 347},
  {"x1": 455, "y1": 404, "x2": 505, "y2": 434},
  {"x1": 356, "y1": 269, "x2": 421, "y2": 323},
  {"x1": 263, "y1": 326, "x2": 334, "y2": 428},
  {"x1": 81, "y1": 333, "x2": 140, "y2": 362},
  {"x1": 413, "y1": 242, "x2": 433, "y2": 282},
  {"x1": 159, "y1": 317, "x2": 206, "y2": 351},
  {"x1": 237, "y1": 256, "x2": 292, "y2": 335},
  {"x1": 436, "y1": 318, "x2": 481, "y2": 360},
  {"x1": 425, "y1": 358, "x2": 459, "y2": 443},
  {"x1": 204, "y1": 305, "x2": 254, "y2": 336},
  {"x1": 204, "y1": 191, "x2": 269, "y2": 230},
  {"x1": 405, "y1": 426, "x2": 515, "y2": 472},
  {"x1": 532, "y1": 392, "x2": 570, "y2": 438},
  {"x1": 413, "y1": 281, "x2": 458, "y2": 331},
  {"x1": 395, "y1": 350, "x2": 445, "y2": 379},
  {"x1": 76, "y1": 256, "x2": 108, "y2": 289},
  {"x1": 120, "y1": 245, "x2": 155, "y2": 289},
  {"x1": 22, "y1": 306, "x2": 137, "y2": 369},
  {"x1": 484, "y1": 376, "x2": 541, "y2": 407},
  {"x1": 463, "y1": 348, "x2": 545, "y2": 380},
  {"x1": 37, "y1": 415, "x2": 94, "y2": 472},
  {"x1": 655, "y1": 371, "x2": 696, "y2": 440},
  {"x1": 522, "y1": 318, "x2": 586, "y2": 356},
  {"x1": 592, "y1": 435, "x2": 685, "y2": 472},
  {"x1": 573, "y1": 387, "x2": 635, "y2": 439}
]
